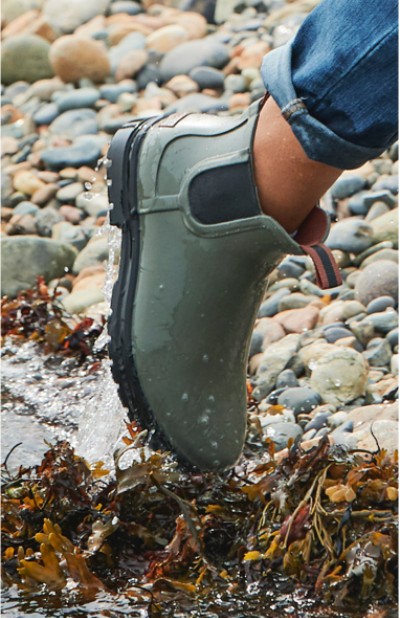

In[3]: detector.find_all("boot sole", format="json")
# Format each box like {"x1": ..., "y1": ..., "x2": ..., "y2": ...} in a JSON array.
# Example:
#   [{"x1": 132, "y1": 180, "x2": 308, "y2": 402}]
[{"x1": 107, "y1": 118, "x2": 181, "y2": 458}]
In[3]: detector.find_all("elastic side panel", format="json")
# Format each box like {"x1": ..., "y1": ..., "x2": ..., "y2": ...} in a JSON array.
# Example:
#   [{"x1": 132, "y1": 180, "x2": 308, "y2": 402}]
[{"x1": 189, "y1": 162, "x2": 261, "y2": 224}]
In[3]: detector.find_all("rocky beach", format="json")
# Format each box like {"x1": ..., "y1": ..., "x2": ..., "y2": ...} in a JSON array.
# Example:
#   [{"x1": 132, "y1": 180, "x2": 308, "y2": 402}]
[{"x1": 1, "y1": 0, "x2": 398, "y2": 616}]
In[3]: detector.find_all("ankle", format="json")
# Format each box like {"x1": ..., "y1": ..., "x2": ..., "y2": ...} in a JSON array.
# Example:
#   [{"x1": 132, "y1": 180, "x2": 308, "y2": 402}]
[{"x1": 253, "y1": 96, "x2": 342, "y2": 234}]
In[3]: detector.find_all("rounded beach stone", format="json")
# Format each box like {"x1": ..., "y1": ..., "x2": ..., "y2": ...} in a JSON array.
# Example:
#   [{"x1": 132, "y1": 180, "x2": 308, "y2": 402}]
[
  {"x1": 56, "y1": 88, "x2": 100, "y2": 112},
  {"x1": 354, "y1": 260, "x2": 398, "y2": 306},
  {"x1": 310, "y1": 347, "x2": 368, "y2": 406},
  {"x1": 146, "y1": 24, "x2": 189, "y2": 53},
  {"x1": 326, "y1": 218, "x2": 374, "y2": 254},
  {"x1": 159, "y1": 38, "x2": 230, "y2": 82},
  {"x1": 370, "y1": 208, "x2": 399, "y2": 247},
  {"x1": 49, "y1": 109, "x2": 98, "y2": 139},
  {"x1": 72, "y1": 236, "x2": 110, "y2": 274},
  {"x1": 33, "y1": 102, "x2": 59, "y2": 125},
  {"x1": 1, "y1": 236, "x2": 77, "y2": 297},
  {"x1": 277, "y1": 386, "x2": 321, "y2": 415},
  {"x1": 43, "y1": 0, "x2": 110, "y2": 33},
  {"x1": 41, "y1": 136, "x2": 102, "y2": 171},
  {"x1": 263, "y1": 422, "x2": 303, "y2": 451},
  {"x1": 1, "y1": 35, "x2": 53, "y2": 85},
  {"x1": 330, "y1": 174, "x2": 366, "y2": 200},
  {"x1": 49, "y1": 36, "x2": 111, "y2": 83},
  {"x1": 189, "y1": 66, "x2": 225, "y2": 89},
  {"x1": 366, "y1": 295, "x2": 396, "y2": 314}
]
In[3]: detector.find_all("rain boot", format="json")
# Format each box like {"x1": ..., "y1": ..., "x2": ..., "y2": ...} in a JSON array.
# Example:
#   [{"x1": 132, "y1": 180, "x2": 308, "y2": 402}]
[{"x1": 106, "y1": 98, "x2": 341, "y2": 471}]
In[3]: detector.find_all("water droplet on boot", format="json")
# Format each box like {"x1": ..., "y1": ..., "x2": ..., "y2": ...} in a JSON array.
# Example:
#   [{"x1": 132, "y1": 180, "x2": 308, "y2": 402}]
[{"x1": 181, "y1": 393, "x2": 189, "y2": 402}]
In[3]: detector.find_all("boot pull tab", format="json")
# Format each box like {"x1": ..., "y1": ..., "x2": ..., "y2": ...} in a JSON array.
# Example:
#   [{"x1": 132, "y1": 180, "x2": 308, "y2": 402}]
[{"x1": 300, "y1": 243, "x2": 342, "y2": 289}]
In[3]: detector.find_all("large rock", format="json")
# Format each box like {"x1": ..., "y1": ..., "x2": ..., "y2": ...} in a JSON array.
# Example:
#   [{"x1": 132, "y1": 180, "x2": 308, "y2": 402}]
[
  {"x1": 370, "y1": 208, "x2": 399, "y2": 247},
  {"x1": 310, "y1": 347, "x2": 368, "y2": 406},
  {"x1": 2, "y1": 0, "x2": 42, "y2": 25},
  {"x1": 1, "y1": 236, "x2": 77, "y2": 297},
  {"x1": 43, "y1": 0, "x2": 110, "y2": 33},
  {"x1": 159, "y1": 38, "x2": 230, "y2": 82},
  {"x1": 49, "y1": 35, "x2": 110, "y2": 83},
  {"x1": 1, "y1": 34, "x2": 53, "y2": 85},
  {"x1": 355, "y1": 260, "x2": 399, "y2": 306}
]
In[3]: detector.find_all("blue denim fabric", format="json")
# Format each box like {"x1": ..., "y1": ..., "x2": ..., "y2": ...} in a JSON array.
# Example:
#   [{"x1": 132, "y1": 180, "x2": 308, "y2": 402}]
[{"x1": 261, "y1": 0, "x2": 398, "y2": 169}]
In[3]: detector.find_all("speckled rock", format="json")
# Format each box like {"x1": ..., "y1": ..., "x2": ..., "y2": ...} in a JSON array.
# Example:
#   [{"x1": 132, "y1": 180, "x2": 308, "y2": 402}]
[
  {"x1": 310, "y1": 347, "x2": 368, "y2": 406},
  {"x1": 354, "y1": 260, "x2": 399, "y2": 306},
  {"x1": 1, "y1": 34, "x2": 53, "y2": 85}
]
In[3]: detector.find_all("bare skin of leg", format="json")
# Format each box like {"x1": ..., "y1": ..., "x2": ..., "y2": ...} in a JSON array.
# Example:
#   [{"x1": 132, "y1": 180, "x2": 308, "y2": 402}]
[{"x1": 253, "y1": 95, "x2": 343, "y2": 234}]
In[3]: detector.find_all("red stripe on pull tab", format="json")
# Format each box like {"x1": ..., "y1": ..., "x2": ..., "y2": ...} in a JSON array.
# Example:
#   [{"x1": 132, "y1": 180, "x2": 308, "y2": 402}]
[{"x1": 301, "y1": 243, "x2": 342, "y2": 290}]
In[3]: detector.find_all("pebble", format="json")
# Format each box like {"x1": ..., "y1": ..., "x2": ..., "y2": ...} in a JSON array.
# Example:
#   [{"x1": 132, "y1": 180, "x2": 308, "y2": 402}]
[
  {"x1": 189, "y1": 66, "x2": 225, "y2": 89},
  {"x1": 354, "y1": 260, "x2": 398, "y2": 306},
  {"x1": 49, "y1": 109, "x2": 98, "y2": 139},
  {"x1": 43, "y1": 0, "x2": 110, "y2": 33},
  {"x1": 40, "y1": 136, "x2": 103, "y2": 170},
  {"x1": 275, "y1": 369, "x2": 299, "y2": 389},
  {"x1": 263, "y1": 421, "x2": 303, "y2": 451},
  {"x1": 330, "y1": 174, "x2": 366, "y2": 200},
  {"x1": 326, "y1": 218, "x2": 374, "y2": 254},
  {"x1": 33, "y1": 102, "x2": 59, "y2": 125},
  {"x1": 370, "y1": 208, "x2": 398, "y2": 246},
  {"x1": 252, "y1": 334, "x2": 301, "y2": 401},
  {"x1": 55, "y1": 88, "x2": 100, "y2": 112},
  {"x1": 366, "y1": 296, "x2": 396, "y2": 314},
  {"x1": 277, "y1": 386, "x2": 321, "y2": 415},
  {"x1": 1, "y1": 34, "x2": 53, "y2": 85},
  {"x1": 159, "y1": 38, "x2": 230, "y2": 81},
  {"x1": 72, "y1": 235, "x2": 110, "y2": 274},
  {"x1": 49, "y1": 36, "x2": 111, "y2": 83}
]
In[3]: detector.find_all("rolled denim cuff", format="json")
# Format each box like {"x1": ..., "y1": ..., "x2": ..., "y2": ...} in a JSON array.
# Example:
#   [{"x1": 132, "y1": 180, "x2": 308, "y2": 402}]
[{"x1": 260, "y1": 43, "x2": 386, "y2": 169}]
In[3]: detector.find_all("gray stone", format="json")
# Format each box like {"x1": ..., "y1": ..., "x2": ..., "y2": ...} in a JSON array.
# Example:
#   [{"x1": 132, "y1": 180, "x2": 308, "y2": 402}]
[
  {"x1": 164, "y1": 94, "x2": 228, "y2": 114},
  {"x1": 12, "y1": 201, "x2": 40, "y2": 216},
  {"x1": 365, "y1": 310, "x2": 398, "y2": 334},
  {"x1": 275, "y1": 369, "x2": 299, "y2": 389},
  {"x1": 55, "y1": 88, "x2": 100, "y2": 112},
  {"x1": 323, "y1": 325, "x2": 354, "y2": 344},
  {"x1": 326, "y1": 218, "x2": 374, "y2": 254},
  {"x1": 41, "y1": 136, "x2": 102, "y2": 171},
  {"x1": 370, "y1": 208, "x2": 398, "y2": 247},
  {"x1": 49, "y1": 109, "x2": 98, "y2": 138},
  {"x1": 72, "y1": 236, "x2": 109, "y2": 274},
  {"x1": 263, "y1": 421, "x2": 303, "y2": 451},
  {"x1": 56, "y1": 182, "x2": 84, "y2": 203},
  {"x1": 276, "y1": 256, "x2": 305, "y2": 279},
  {"x1": 360, "y1": 248, "x2": 398, "y2": 268},
  {"x1": 365, "y1": 201, "x2": 391, "y2": 222},
  {"x1": 327, "y1": 411, "x2": 349, "y2": 429},
  {"x1": 372, "y1": 174, "x2": 398, "y2": 195},
  {"x1": 278, "y1": 293, "x2": 316, "y2": 311},
  {"x1": 189, "y1": 66, "x2": 225, "y2": 90},
  {"x1": 75, "y1": 192, "x2": 109, "y2": 218},
  {"x1": 224, "y1": 74, "x2": 247, "y2": 93},
  {"x1": 355, "y1": 260, "x2": 398, "y2": 306},
  {"x1": 366, "y1": 296, "x2": 396, "y2": 314},
  {"x1": 108, "y1": 1, "x2": 142, "y2": 14},
  {"x1": 386, "y1": 327, "x2": 398, "y2": 350},
  {"x1": 43, "y1": 0, "x2": 110, "y2": 33},
  {"x1": 1, "y1": 236, "x2": 77, "y2": 297},
  {"x1": 310, "y1": 347, "x2": 368, "y2": 406},
  {"x1": 331, "y1": 175, "x2": 365, "y2": 200},
  {"x1": 353, "y1": 420, "x2": 399, "y2": 456},
  {"x1": 160, "y1": 38, "x2": 230, "y2": 82},
  {"x1": 99, "y1": 81, "x2": 137, "y2": 103},
  {"x1": 35, "y1": 206, "x2": 63, "y2": 237},
  {"x1": 52, "y1": 221, "x2": 89, "y2": 251},
  {"x1": 1, "y1": 35, "x2": 53, "y2": 86},
  {"x1": 249, "y1": 332, "x2": 263, "y2": 358},
  {"x1": 109, "y1": 33, "x2": 146, "y2": 73},
  {"x1": 33, "y1": 103, "x2": 59, "y2": 126},
  {"x1": 252, "y1": 334, "x2": 301, "y2": 401},
  {"x1": 258, "y1": 288, "x2": 290, "y2": 317},
  {"x1": 363, "y1": 337, "x2": 392, "y2": 367},
  {"x1": 278, "y1": 386, "x2": 322, "y2": 415}
]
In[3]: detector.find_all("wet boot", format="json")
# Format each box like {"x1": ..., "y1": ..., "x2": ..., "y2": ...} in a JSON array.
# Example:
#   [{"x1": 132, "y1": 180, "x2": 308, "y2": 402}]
[{"x1": 106, "y1": 98, "x2": 341, "y2": 471}]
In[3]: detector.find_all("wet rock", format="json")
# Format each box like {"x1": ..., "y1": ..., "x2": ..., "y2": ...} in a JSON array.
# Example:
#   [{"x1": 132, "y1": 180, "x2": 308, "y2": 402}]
[
  {"x1": 62, "y1": 287, "x2": 105, "y2": 314},
  {"x1": 41, "y1": 136, "x2": 102, "y2": 170},
  {"x1": 310, "y1": 347, "x2": 368, "y2": 407},
  {"x1": 49, "y1": 109, "x2": 98, "y2": 138},
  {"x1": 277, "y1": 386, "x2": 322, "y2": 415},
  {"x1": 159, "y1": 38, "x2": 230, "y2": 81},
  {"x1": 1, "y1": 236, "x2": 77, "y2": 297},
  {"x1": 258, "y1": 288, "x2": 290, "y2": 317},
  {"x1": 56, "y1": 182, "x2": 84, "y2": 203},
  {"x1": 274, "y1": 305, "x2": 320, "y2": 334},
  {"x1": 363, "y1": 338, "x2": 392, "y2": 367},
  {"x1": 354, "y1": 260, "x2": 398, "y2": 306},
  {"x1": 366, "y1": 296, "x2": 396, "y2": 314},
  {"x1": 370, "y1": 208, "x2": 399, "y2": 247},
  {"x1": 50, "y1": 36, "x2": 111, "y2": 83},
  {"x1": 304, "y1": 411, "x2": 332, "y2": 432},
  {"x1": 43, "y1": 0, "x2": 110, "y2": 33},
  {"x1": 55, "y1": 87, "x2": 100, "y2": 112},
  {"x1": 52, "y1": 221, "x2": 88, "y2": 251},
  {"x1": 252, "y1": 333, "x2": 301, "y2": 401},
  {"x1": 76, "y1": 192, "x2": 109, "y2": 218},
  {"x1": 327, "y1": 410, "x2": 349, "y2": 429},
  {"x1": 59, "y1": 205, "x2": 84, "y2": 224},
  {"x1": 354, "y1": 420, "x2": 398, "y2": 456},
  {"x1": 326, "y1": 218, "x2": 374, "y2": 254},
  {"x1": 275, "y1": 369, "x2": 299, "y2": 389},
  {"x1": 72, "y1": 235, "x2": 110, "y2": 274},
  {"x1": 263, "y1": 421, "x2": 303, "y2": 451},
  {"x1": 1, "y1": 34, "x2": 53, "y2": 85}
]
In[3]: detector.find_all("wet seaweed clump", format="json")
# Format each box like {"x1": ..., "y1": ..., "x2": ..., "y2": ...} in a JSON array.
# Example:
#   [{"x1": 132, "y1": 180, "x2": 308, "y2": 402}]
[
  {"x1": 1, "y1": 426, "x2": 398, "y2": 617},
  {"x1": 1, "y1": 277, "x2": 105, "y2": 360}
]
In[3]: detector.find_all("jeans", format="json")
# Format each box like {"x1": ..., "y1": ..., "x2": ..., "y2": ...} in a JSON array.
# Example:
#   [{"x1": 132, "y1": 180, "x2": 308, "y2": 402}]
[{"x1": 261, "y1": 0, "x2": 398, "y2": 169}]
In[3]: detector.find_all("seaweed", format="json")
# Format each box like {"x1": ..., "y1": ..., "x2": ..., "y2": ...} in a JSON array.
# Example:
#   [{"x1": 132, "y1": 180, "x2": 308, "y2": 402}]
[
  {"x1": 1, "y1": 277, "x2": 105, "y2": 360},
  {"x1": 1, "y1": 426, "x2": 397, "y2": 615}
]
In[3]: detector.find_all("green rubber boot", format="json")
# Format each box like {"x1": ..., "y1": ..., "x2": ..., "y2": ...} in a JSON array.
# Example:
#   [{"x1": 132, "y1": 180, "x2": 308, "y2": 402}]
[{"x1": 107, "y1": 99, "x2": 341, "y2": 471}]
